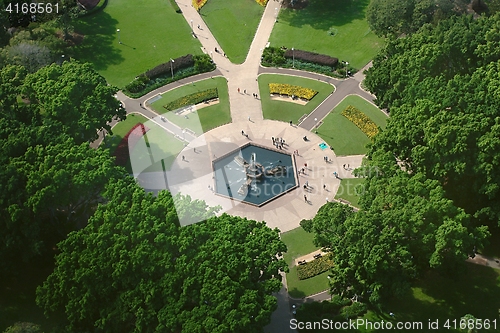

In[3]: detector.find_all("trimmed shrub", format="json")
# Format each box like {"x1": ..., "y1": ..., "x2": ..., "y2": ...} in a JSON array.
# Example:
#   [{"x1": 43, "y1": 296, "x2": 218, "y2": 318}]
[
  {"x1": 164, "y1": 88, "x2": 218, "y2": 111},
  {"x1": 284, "y1": 48, "x2": 338, "y2": 67},
  {"x1": 262, "y1": 47, "x2": 286, "y2": 67},
  {"x1": 269, "y1": 83, "x2": 318, "y2": 100},
  {"x1": 124, "y1": 75, "x2": 149, "y2": 93},
  {"x1": 194, "y1": 54, "x2": 215, "y2": 72},
  {"x1": 341, "y1": 105, "x2": 379, "y2": 139},
  {"x1": 296, "y1": 255, "x2": 334, "y2": 280},
  {"x1": 169, "y1": 0, "x2": 181, "y2": 13},
  {"x1": 144, "y1": 54, "x2": 194, "y2": 80}
]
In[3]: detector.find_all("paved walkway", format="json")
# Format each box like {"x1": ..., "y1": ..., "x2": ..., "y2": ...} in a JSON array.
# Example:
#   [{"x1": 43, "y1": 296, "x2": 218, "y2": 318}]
[{"x1": 97, "y1": 2, "x2": 387, "y2": 332}]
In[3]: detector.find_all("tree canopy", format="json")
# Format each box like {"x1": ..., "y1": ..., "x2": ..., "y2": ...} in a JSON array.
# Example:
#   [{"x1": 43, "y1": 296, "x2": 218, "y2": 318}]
[{"x1": 36, "y1": 179, "x2": 288, "y2": 332}]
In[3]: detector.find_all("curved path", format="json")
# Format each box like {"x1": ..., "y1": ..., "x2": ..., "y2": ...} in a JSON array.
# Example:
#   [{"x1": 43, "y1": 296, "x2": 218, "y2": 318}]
[{"x1": 101, "y1": 1, "x2": 385, "y2": 332}]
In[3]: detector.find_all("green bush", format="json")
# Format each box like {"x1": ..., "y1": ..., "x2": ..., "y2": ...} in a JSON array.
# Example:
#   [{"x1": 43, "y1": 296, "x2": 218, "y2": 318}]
[
  {"x1": 331, "y1": 295, "x2": 351, "y2": 308},
  {"x1": 124, "y1": 75, "x2": 149, "y2": 93},
  {"x1": 296, "y1": 255, "x2": 334, "y2": 280},
  {"x1": 340, "y1": 302, "x2": 368, "y2": 319},
  {"x1": 194, "y1": 54, "x2": 216, "y2": 72},
  {"x1": 164, "y1": 88, "x2": 218, "y2": 111}
]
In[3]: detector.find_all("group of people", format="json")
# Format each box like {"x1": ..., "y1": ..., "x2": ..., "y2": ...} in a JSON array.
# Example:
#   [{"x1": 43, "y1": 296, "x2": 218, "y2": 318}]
[{"x1": 272, "y1": 137, "x2": 286, "y2": 149}]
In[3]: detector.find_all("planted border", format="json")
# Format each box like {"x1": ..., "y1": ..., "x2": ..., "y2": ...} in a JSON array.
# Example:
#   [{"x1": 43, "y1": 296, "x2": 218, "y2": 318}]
[
  {"x1": 193, "y1": 0, "x2": 208, "y2": 10},
  {"x1": 296, "y1": 255, "x2": 334, "y2": 280},
  {"x1": 284, "y1": 48, "x2": 338, "y2": 67},
  {"x1": 341, "y1": 105, "x2": 379, "y2": 139},
  {"x1": 269, "y1": 83, "x2": 318, "y2": 100},
  {"x1": 255, "y1": 0, "x2": 268, "y2": 5},
  {"x1": 163, "y1": 88, "x2": 218, "y2": 111}
]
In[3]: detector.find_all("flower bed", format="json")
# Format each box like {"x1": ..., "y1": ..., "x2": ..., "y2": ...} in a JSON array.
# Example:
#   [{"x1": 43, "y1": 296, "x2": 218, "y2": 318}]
[
  {"x1": 113, "y1": 123, "x2": 149, "y2": 166},
  {"x1": 341, "y1": 105, "x2": 379, "y2": 139},
  {"x1": 193, "y1": 0, "x2": 208, "y2": 10},
  {"x1": 255, "y1": 0, "x2": 268, "y2": 6},
  {"x1": 296, "y1": 255, "x2": 334, "y2": 280},
  {"x1": 269, "y1": 83, "x2": 318, "y2": 100},
  {"x1": 163, "y1": 88, "x2": 218, "y2": 111}
]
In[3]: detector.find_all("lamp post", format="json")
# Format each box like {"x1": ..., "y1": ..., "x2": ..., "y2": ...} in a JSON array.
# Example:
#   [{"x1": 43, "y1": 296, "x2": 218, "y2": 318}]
[
  {"x1": 190, "y1": 20, "x2": 193, "y2": 31},
  {"x1": 292, "y1": 47, "x2": 295, "y2": 68},
  {"x1": 170, "y1": 58, "x2": 175, "y2": 79},
  {"x1": 117, "y1": 29, "x2": 121, "y2": 44},
  {"x1": 210, "y1": 51, "x2": 213, "y2": 60},
  {"x1": 275, "y1": 7, "x2": 278, "y2": 20},
  {"x1": 61, "y1": 54, "x2": 65, "y2": 64}
]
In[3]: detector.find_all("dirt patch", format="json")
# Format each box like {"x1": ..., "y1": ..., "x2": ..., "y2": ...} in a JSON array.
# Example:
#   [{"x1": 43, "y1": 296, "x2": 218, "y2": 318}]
[
  {"x1": 282, "y1": 0, "x2": 309, "y2": 10},
  {"x1": 270, "y1": 94, "x2": 308, "y2": 105}
]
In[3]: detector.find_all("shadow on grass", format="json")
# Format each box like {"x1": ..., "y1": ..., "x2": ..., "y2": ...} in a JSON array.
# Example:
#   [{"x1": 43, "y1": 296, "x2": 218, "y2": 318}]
[
  {"x1": 288, "y1": 287, "x2": 307, "y2": 299},
  {"x1": 377, "y1": 263, "x2": 500, "y2": 328},
  {"x1": 284, "y1": 0, "x2": 369, "y2": 31},
  {"x1": 71, "y1": 11, "x2": 124, "y2": 72}
]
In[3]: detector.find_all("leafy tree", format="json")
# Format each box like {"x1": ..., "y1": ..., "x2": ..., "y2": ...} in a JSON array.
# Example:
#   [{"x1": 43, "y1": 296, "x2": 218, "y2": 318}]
[
  {"x1": 22, "y1": 59, "x2": 125, "y2": 143},
  {"x1": 3, "y1": 322, "x2": 43, "y2": 333},
  {"x1": 37, "y1": 180, "x2": 287, "y2": 332},
  {"x1": 7, "y1": 42, "x2": 53, "y2": 72},
  {"x1": 304, "y1": 160, "x2": 488, "y2": 303},
  {"x1": 0, "y1": 137, "x2": 120, "y2": 275}
]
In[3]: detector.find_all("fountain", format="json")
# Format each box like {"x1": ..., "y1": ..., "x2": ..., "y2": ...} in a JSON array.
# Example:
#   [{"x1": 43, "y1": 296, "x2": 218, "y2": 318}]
[{"x1": 213, "y1": 144, "x2": 297, "y2": 206}]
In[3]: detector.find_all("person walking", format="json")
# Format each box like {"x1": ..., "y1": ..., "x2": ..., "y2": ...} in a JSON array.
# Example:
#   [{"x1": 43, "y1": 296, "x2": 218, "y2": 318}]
[{"x1": 304, "y1": 194, "x2": 307, "y2": 203}]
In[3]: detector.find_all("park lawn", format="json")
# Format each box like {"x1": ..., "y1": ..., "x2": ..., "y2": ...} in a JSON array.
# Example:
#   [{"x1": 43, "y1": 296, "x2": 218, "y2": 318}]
[
  {"x1": 200, "y1": 0, "x2": 264, "y2": 63},
  {"x1": 106, "y1": 113, "x2": 149, "y2": 155},
  {"x1": 269, "y1": 0, "x2": 384, "y2": 70},
  {"x1": 364, "y1": 264, "x2": 500, "y2": 333},
  {"x1": 258, "y1": 74, "x2": 334, "y2": 123},
  {"x1": 131, "y1": 120, "x2": 186, "y2": 174},
  {"x1": 287, "y1": 267, "x2": 330, "y2": 299},
  {"x1": 281, "y1": 227, "x2": 317, "y2": 266},
  {"x1": 72, "y1": 0, "x2": 203, "y2": 88},
  {"x1": 317, "y1": 95, "x2": 387, "y2": 156},
  {"x1": 334, "y1": 178, "x2": 365, "y2": 208},
  {"x1": 149, "y1": 77, "x2": 231, "y2": 134}
]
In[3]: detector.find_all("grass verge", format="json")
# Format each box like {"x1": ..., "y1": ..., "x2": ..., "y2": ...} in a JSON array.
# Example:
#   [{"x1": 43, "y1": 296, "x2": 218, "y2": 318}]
[
  {"x1": 72, "y1": 0, "x2": 202, "y2": 87},
  {"x1": 149, "y1": 77, "x2": 231, "y2": 134},
  {"x1": 269, "y1": 0, "x2": 384, "y2": 70},
  {"x1": 334, "y1": 178, "x2": 365, "y2": 208},
  {"x1": 317, "y1": 95, "x2": 386, "y2": 156},
  {"x1": 200, "y1": 0, "x2": 264, "y2": 63},
  {"x1": 258, "y1": 74, "x2": 334, "y2": 123}
]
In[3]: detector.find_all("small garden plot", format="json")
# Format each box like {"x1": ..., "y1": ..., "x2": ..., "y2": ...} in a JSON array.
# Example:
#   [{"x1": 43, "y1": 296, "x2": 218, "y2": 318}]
[
  {"x1": 269, "y1": 83, "x2": 318, "y2": 105},
  {"x1": 341, "y1": 105, "x2": 379, "y2": 139},
  {"x1": 163, "y1": 88, "x2": 219, "y2": 111},
  {"x1": 297, "y1": 255, "x2": 334, "y2": 280}
]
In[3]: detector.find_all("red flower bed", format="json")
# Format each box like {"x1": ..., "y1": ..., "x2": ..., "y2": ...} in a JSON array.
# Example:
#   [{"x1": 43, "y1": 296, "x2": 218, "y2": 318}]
[{"x1": 112, "y1": 123, "x2": 149, "y2": 166}]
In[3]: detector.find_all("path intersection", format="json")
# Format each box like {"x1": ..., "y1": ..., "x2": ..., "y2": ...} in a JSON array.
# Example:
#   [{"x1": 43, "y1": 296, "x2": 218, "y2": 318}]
[{"x1": 108, "y1": 1, "x2": 385, "y2": 331}]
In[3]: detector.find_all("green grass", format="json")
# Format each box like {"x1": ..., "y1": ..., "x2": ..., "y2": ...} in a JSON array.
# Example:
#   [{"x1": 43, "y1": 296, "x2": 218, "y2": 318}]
[
  {"x1": 368, "y1": 264, "x2": 500, "y2": 333},
  {"x1": 287, "y1": 267, "x2": 330, "y2": 299},
  {"x1": 149, "y1": 77, "x2": 231, "y2": 134},
  {"x1": 105, "y1": 113, "x2": 149, "y2": 154},
  {"x1": 258, "y1": 74, "x2": 334, "y2": 123},
  {"x1": 72, "y1": 0, "x2": 203, "y2": 87},
  {"x1": 130, "y1": 120, "x2": 186, "y2": 173},
  {"x1": 317, "y1": 95, "x2": 387, "y2": 156},
  {"x1": 200, "y1": 0, "x2": 264, "y2": 63},
  {"x1": 281, "y1": 227, "x2": 318, "y2": 266},
  {"x1": 269, "y1": 0, "x2": 384, "y2": 70},
  {"x1": 334, "y1": 178, "x2": 365, "y2": 208},
  {"x1": 281, "y1": 227, "x2": 330, "y2": 298}
]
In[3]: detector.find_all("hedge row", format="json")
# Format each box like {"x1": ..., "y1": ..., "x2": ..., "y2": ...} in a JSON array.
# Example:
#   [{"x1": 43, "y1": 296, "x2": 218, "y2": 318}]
[
  {"x1": 296, "y1": 255, "x2": 334, "y2": 280},
  {"x1": 284, "y1": 48, "x2": 338, "y2": 67},
  {"x1": 163, "y1": 88, "x2": 218, "y2": 111},
  {"x1": 193, "y1": 0, "x2": 208, "y2": 10},
  {"x1": 269, "y1": 83, "x2": 318, "y2": 100},
  {"x1": 144, "y1": 54, "x2": 194, "y2": 80},
  {"x1": 169, "y1": 0, "x2": 181, "y2": 13},
  {"x1": 112, "y1": 123, "x2": 149, "y2": 166},
  {"x1": 341, "y1": 105, "x2": 379, "y2": 139},
  {"x1": 123, "y1": 55, "x2": 215, "y2": 98}
]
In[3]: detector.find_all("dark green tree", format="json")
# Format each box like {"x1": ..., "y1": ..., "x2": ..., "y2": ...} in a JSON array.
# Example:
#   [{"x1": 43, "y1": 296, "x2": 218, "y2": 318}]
[
  {"x1": 36, "y1": 180, "x2": 287, "y2": 332},
  {"x1": 22, "y1": 59, "x2": 125, "y2": 143}
]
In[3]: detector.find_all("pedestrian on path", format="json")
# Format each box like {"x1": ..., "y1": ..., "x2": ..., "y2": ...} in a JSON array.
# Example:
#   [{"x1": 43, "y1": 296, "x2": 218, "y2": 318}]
[
  {"x1": 242, "y1": 130, "x2": 245, "y2": 136},
  {"x1": 244, "y1": 89, "x2": 246, "y2": 94},
  {"x1": 238, "y1": 88, "x2": 240, "y2": 93},
  {"x1": 248, "y1": 116, "x2": 251, "y2": 121},
  {"x1": 289, "y1": 120, "x2": 293, "y2": 126},
  {"x1": 304, "y1": 195, "x2": 307, "y2": 203},
  {"x1": 197, "y1": 24, "x2": 201, "y2": 29},
  {"x1": 182, "y1": 155, "x2": 185, "y2": 161}
]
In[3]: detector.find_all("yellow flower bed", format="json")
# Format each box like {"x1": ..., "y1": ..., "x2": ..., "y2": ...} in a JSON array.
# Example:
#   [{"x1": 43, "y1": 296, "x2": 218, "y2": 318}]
[
  {"x1": 269, "y1": 83, "x2": 318, "y2": 101},
  {"x1": 255, "y1": 0, "x2": 268, "y2": 6},
  {"x1": 193, "y1": 0, "x2": 208, "y2": 11},
  {"x1": 341, "y1": 105, "x2": 379, "y2": 139}
]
